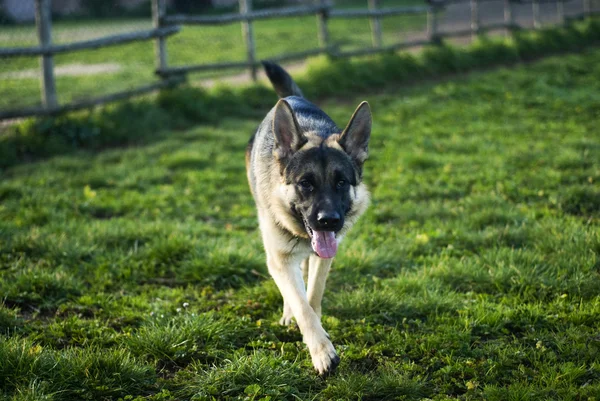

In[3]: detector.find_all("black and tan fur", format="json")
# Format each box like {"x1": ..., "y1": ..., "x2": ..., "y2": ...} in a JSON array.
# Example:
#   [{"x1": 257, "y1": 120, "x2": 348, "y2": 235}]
[{"x1": 246, "y1": 61, "x2": 372, "y2": 374}]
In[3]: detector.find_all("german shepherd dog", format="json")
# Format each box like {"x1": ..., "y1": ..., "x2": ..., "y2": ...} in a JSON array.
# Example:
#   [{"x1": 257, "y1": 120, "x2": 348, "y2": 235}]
[{"x1": 245, "y1": 61, "x2": 371, "y2": 375}]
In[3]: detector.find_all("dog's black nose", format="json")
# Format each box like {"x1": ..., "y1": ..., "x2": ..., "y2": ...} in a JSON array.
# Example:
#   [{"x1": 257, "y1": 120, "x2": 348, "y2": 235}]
[{"x1": 316, "y1": 212, "x2": 341, "y2": 230}]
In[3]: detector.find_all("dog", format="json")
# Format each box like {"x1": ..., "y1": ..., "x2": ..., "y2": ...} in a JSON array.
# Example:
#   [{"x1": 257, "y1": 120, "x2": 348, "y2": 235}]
[{"x1": 245, "y1": 61, "x2": 372, "y2": 375}]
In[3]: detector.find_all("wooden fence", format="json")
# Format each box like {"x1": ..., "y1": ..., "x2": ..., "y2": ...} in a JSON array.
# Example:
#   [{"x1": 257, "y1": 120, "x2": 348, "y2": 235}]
[{"x1": 0, "y1": 0, "x2": 596, "y2": 120}]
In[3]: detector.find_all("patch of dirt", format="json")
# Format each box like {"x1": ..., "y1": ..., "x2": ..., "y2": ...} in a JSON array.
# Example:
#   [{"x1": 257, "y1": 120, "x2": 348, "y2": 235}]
[{"x1": 0, "y1": 62, "x2": 122, "y2": 79}]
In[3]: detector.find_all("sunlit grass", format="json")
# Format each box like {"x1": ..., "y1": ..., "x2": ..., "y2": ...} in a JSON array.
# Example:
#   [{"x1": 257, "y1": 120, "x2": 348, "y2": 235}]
[{"x1": 1, "y1": 48, "x2": 599, "y2": 400}]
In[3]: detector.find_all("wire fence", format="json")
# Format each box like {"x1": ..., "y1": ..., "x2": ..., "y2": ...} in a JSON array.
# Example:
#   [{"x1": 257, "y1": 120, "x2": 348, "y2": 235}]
[{"x1": 0, "y1": 0, "x2": 598, "y2": 121}]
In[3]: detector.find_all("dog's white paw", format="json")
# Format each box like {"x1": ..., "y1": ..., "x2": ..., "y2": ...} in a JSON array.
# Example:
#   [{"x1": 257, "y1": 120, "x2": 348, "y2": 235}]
[
  {"x1": 279, "y1": 303, "x2": 294, "y2": 326},
  {"x1": 279, "y1": 313, "x2": 294, "y2": 326},
  {"x1": 308, "y1": 337, "x2": 339, "y2": 375}
]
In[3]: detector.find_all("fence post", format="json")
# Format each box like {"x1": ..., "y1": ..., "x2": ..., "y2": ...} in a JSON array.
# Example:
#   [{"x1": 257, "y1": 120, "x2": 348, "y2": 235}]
[
  {"x1": 368, "y1": 0, "x2": 383, "y2": 48},
  {"x1": 427, "y1": 4, "x2": 439, "y2": 43},
  {"x1": 470, "y1": 0, "x2": 479, "y2": 41},
  {"x1": 532, "y1": 0, "x2": 540, "y2": 28},
  {"x1": 316, "y1": 0, "x2": 330, "y2": 54},
  {"x1": 504, "y1": 0, "x2": 513, "y2": 35},
  {"x1": 152, "y1": 0, "x2": 168, "y2": 77},
  {"x1": 35, "y1": 0, "x2": 57, "y2": 109},
  {"x1": 556, "y1": 0, "x2": 564, "y2": 24},
  {"x1": 240, "y1": 0, "x2": 257, "y2": 81}
]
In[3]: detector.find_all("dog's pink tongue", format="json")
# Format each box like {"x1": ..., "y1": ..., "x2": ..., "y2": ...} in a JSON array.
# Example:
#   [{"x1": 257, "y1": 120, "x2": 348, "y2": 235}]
[{"x1": 311, "y1": 231, "x2": 338, "y2": 259}]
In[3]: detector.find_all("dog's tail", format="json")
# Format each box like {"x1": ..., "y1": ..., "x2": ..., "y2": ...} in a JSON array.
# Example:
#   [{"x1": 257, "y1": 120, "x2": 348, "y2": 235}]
[{"x1": 262, "y1": 61, "x2": 304, "y2": 98}]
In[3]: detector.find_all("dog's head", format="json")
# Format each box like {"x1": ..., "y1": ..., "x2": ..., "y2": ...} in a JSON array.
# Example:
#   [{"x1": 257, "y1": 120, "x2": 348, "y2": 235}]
[{"x1": 273, "y1": 99, "x2": 371, "y2": 258}]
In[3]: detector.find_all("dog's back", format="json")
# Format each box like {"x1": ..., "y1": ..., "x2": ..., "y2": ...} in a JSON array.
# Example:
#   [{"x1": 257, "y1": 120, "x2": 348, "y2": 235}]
[
  {"x1": 261, "y1": 62, "x2": 337, "y2": 136},
  {"x1": 246, "y1": 62, "x2": 339, "y2": 194}
]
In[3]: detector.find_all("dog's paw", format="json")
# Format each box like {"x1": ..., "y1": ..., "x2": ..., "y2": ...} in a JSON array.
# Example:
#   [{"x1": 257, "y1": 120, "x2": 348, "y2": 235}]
[
  {"x1": 279, "y1": 303, "x2": 294, "y2": 326},
  {"x1": 279, "y1": 313, "x2": 294, "y2": 326},
  {"x1": 309, "y1": 338, "x2": 339, "y2": 376}
]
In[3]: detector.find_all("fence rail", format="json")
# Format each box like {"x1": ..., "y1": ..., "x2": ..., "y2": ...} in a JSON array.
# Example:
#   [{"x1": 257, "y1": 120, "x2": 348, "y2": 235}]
[
  {"x1": 0, "y1": 76, "x2": 185, "y2": 120},
  {"x1": 0, "y1": 0, "x2": 596, "y2": 121},
  {"x1": 0, "y1": 26, "x2": 180, "y2": 57},
  {"x1": 157, "y1": 47, "x2": 332, "y2": 77}
]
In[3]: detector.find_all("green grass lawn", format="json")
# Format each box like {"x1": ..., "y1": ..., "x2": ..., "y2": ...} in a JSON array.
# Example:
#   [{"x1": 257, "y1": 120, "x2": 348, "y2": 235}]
[
  {"x1": 1, "y1": 48, "x2": 600, "y2": 400},
  {"x1": 0, "y1": 0, "x2": 426, "y2": 110}
]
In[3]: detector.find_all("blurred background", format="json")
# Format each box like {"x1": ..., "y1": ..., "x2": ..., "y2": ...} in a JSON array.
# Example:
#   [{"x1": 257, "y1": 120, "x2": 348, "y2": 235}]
[{"x1": 0, "y1": 0, "x2": 596, "y2": 114}]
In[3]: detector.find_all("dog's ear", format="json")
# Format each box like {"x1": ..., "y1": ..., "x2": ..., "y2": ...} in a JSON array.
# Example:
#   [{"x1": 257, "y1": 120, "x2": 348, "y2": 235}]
[
  {"x1": 339, "y1": 101, "x2": 371, "y2": 167},
  {"x1": 273, "y1": 99, "x2": 306, "y2": 162}
]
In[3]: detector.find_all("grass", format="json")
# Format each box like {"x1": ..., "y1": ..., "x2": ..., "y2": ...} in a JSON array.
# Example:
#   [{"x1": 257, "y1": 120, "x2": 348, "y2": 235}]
[
  {"x1": 0, "y1": 0, "x2": 426, "y2": 109},
  {"x1": 1, "y1": 43, "x2": 600, "y2": 399}
]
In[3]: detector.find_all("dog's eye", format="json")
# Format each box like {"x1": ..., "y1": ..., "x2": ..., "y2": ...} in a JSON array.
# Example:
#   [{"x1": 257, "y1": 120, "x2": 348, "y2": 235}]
[
  {"x1": 336, "y1": 180, "x2": 347, "y2": 189},
  {"x1": 299, "y1": 180, "x2": 313, "y2": 190}
]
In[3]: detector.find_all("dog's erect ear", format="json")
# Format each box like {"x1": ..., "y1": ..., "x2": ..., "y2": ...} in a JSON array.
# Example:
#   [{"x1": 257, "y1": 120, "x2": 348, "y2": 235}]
[
  {"x1": 273, "y1": 99, "x2": 306, "y2": 162},
  {"x1": 339, "y1": 101, "x2": 371, "y2": 167}
]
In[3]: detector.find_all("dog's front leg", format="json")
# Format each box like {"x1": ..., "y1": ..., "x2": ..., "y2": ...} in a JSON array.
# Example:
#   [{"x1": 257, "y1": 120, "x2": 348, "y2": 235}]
[
  {"x1": 306, "y1": 254, "x2": 333, "y2": 319},
  {"x1": 280, "y1": 257, "x2": 309, "y2": 326},
  {"x1": 267, "y1": 252, "x2": 339, "y2": 375}
]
